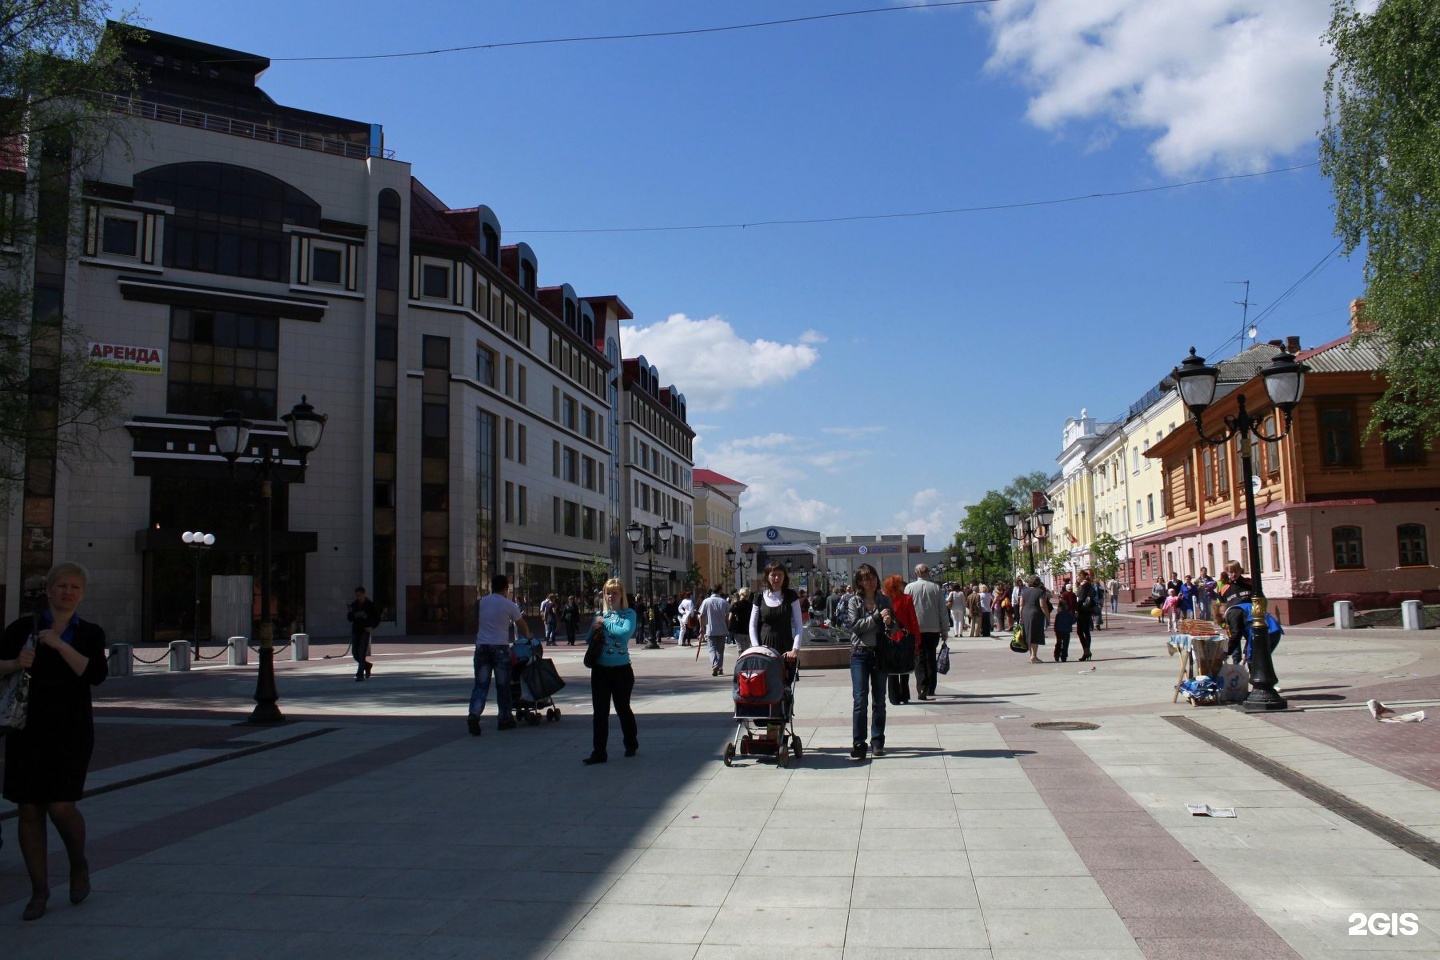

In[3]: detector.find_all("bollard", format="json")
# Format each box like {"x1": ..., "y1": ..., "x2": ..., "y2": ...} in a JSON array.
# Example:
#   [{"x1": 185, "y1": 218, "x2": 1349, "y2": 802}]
[
  {"x1": 1401, "y1": 599, "x2": 1424, "y2": 631},
  {"x1": 109, "y1": 643, "x2": 133, "y2": 677},
  {"x1": 168, "y1": 640, "x2": 192, "y2": 671},
  {"x1": 228, "y1": 636, "x2": 249, "y2": 665},
  {"x1": 291, "y1": 633, "x2": 309, "y2": 661},
  {"x1": 1333, "y1": 600, "x2": 1354, "y2": 630}
]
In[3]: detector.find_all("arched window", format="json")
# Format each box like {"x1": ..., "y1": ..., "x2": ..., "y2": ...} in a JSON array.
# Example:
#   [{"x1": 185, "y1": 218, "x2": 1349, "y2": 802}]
[
  {"x1": 1333, "y1": 527, "x2": 1364, "y2": 569},
  {"x1": 136, "y1": 162, "x2": 320, "y2": 282},
  {"x1": 1398, "y1": 524, "x2": 1429, "y2": 566}
]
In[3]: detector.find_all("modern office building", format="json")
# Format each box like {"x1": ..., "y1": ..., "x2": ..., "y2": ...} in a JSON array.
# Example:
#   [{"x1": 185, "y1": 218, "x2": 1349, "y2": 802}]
[{"x1": 0, "y1": 25, "x2": 694, "y2": 640}]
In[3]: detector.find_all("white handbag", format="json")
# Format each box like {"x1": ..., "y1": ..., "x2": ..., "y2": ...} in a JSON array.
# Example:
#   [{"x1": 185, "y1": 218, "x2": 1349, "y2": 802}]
[{"x1": 0, "y1": 637, "x2": 35, "y2": 735}]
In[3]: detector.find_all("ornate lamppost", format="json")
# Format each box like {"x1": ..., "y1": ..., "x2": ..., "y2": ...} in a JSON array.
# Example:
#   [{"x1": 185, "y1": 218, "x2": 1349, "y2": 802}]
[
  {"x1": 1171, "y1": 346, "x2": 1307, "y2": 712},
  {"x1": 211, "y1": 397, "x2": 327, "y2": 724},
  {"x1": 1004, "y1": 501, "x2": 1054, "y2": 576},
  {"x1": 726, "y1": 545, "x2": 754, "y2": 591},
  {"x1": 627, "y1": 519, "x2": 672, "y2": 649},
  {"x1": 181, "y1": 530, "x2": 215, "y2": 658}
]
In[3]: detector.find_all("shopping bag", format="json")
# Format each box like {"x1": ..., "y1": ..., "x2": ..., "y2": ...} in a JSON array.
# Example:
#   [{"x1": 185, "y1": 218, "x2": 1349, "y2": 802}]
[
  {"x1": 1009, "y1": 626, "x2": 1027, "y2": 653},
  {"x1": 936, "y1": 641, "x2": 951, "y2": 675}
]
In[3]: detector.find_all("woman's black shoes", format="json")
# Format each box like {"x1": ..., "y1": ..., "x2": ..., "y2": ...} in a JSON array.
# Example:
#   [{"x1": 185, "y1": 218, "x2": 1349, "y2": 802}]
[
  {"x1": 70, "y1": 861, "x2": 90, "y2": 905},
  {"x1": 624, "y1": 746, "x2": 638, "y2": 757},
  {"x1": 1079, "y1": 653, "x2": 1092, "y2": 661},
  {"x1": 583, "y1": 754, "x2": 607, "y2": 765},
  {"x1": 466, "y1": 715, "x2": 482, "y2": 736},
  {"x1": 364, "y1": 662, "x2": 373, "y2": 679},
  {"x1": 849, "y1": 743, "x2": 867, "y2": 762},
  {"x1": 21, "y1": 892, "x2": 47, "y2": 921}
]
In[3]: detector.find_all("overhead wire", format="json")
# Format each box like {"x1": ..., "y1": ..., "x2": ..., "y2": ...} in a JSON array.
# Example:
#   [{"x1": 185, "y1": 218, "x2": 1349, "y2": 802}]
[
  {"x1": 265, "y1": 1, "x2": 999, "y2": 63},
  {"x1": 510, "y1": 163, "x2": 1320, "y2": 235}
]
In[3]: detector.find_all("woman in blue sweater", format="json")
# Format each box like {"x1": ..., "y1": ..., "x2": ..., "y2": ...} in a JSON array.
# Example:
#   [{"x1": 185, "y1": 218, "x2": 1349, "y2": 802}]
[{"x1": 584, "y1": 578, "x2": 639, "y2": 765}]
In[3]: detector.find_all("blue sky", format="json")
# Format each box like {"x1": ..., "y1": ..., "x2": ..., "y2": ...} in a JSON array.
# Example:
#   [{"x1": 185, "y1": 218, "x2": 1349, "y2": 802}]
[{"x1": 122, "y1": 1, "x2": 1363, "y2": 544}]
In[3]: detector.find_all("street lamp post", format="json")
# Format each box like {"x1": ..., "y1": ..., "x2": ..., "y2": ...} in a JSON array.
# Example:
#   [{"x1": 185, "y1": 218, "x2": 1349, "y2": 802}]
[
  {"x1": 1172, "y1": 346, "x2": 1308, "y2": 712},
  {"x1": 181, "y1": 530, "x2": 215, "y2": 657},
  {"x1": 627, "y1": 520, "x2": 672, "y2": 649},
  {"x1": 211, "y1": 396, "x2": 327, "y2": 724},
  {"x1": 726, "y1": 546, "x2": 754, "y2": 591},
  {"x1": 1004, "y1": 502, "x2": 1054, "y2": 576}
]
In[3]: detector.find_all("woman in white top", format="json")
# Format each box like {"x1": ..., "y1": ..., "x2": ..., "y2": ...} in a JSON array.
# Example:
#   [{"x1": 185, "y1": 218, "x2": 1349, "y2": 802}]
[{"x1": 747, "y1": 561, "x2": 804, "y2": 657}]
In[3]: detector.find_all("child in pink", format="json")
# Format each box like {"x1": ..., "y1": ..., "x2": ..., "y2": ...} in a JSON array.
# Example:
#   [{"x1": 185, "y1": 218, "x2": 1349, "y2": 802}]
[{"x1": 1161, "y1": 588, "x2": 1181, "y2": 632}]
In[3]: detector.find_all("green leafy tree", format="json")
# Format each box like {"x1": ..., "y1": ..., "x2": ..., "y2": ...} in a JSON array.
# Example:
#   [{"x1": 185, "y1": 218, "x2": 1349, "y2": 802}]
[
  {"x1": 1090, "y1": 532, "x2": 1122, "y2": 582},
  {"x1": 1002, "y1": 470, "x2": 1054, "y2": 515},
  {"x1": 955, "y1": 491, "x2": 1014, "y2": 583},
  {"x1": 1047, "y1": 547, "x2": 1072, "y2": 582},
  {"x1": 1322, "y1": 0, "x2": 1440, "y2": 445},
  {"x1": 684, "y1": 561, "x2": 704, "y2": 592},
  {"x1": 0, "y1": 6, "x2": 141, "y2": 509},
  {"x1": 583, "y1": 553, "x2": 611, "y2": 595}
]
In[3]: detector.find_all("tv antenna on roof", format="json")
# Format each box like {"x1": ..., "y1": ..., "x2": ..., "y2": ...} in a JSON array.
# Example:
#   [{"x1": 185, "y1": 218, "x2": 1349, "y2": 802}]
[{"x1": 1229, "y1": 280, "x2": 1254, "y2": 353}]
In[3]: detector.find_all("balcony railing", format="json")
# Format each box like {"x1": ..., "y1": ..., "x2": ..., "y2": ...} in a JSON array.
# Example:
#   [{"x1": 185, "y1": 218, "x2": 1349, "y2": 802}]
[{"x1": 102, "y1": 93, "x2": 394, "y2": 161}]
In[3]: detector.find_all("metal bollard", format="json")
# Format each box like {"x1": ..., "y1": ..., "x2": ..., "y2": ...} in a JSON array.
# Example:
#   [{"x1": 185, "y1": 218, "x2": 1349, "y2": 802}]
[
  {"x1": 1333, "y1": 600, "x2": 1354, "y2": 630},
  {"x1": 1401, "y1": 599, "x2": 1424, "y2": 631},
  {"x1": 168, "y1": 640, "x2": 192, "y2": 671},
  {"x1": 228, "y1": 636, "x2": 249, "y2": 665},
  {"x1": 109, "y1": 643, "x2": 133, "y2": 677},
  {"x1": 291, "y1": 633, "x2": 309, "y2": 661}
]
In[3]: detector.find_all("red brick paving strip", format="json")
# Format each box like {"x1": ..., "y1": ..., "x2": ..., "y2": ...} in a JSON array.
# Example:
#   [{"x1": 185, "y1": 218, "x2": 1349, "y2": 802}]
[{"x1": 999, "y1": 721, "x2": 1302, "y2": 960}]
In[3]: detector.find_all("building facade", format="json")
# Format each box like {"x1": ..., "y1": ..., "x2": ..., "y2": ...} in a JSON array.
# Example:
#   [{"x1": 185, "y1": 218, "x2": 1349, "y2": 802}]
[
  {"x1": 618, "y1": 357, "x2": 695, "y2": 601},
  {"x1": 692, "y1": 469, "x2": 745, "y2": 590},
  {"x1": 0, "y1": 27, "x2": 698, "y2": 640}
]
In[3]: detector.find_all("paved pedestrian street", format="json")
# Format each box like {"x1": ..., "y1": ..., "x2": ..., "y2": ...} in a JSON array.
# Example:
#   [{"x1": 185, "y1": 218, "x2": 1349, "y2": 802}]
[{"x1": 3, "y1": 613, "x2": 1440, "y2": 959}]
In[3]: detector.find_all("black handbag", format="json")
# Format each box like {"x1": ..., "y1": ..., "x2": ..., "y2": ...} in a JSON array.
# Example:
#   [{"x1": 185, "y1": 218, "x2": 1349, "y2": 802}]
[
  {"x1": 875, "y1": 627, "x2": 917, "y2": 674},
  {"x1": 583, "y1": 622, "x2": 604, "y2": 669}
]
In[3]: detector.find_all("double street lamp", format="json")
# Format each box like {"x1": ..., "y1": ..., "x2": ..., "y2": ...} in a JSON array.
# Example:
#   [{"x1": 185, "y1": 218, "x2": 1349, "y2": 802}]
[
  {"x1": 627, "y1": 520, "x2": 672, "y2": 649},
  {"x1": 1172, "y1": 346, "x2": 1307, "y2": 712},
  {"x1": 725, "y1": 545, "x2": 754, "y2": 591},
  {"x1": 1003, "y1": 501, "x2": 1054, "y2": 576},
  {"x1": 211, "y1": 396, "x2": 327, "y2": 724},
  {"x1": 181, "y1": 530, "x2": 215, "y2": 657},
  {"x1": 962, "y1": 538, "x2": 999, "y2": 584}
]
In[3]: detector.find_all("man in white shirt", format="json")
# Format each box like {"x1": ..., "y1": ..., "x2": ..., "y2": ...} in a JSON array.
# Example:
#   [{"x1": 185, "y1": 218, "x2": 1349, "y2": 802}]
[
  {"x1": 697, "y1": 585, "x2": 732, "y2": 677},
  {"x1": 467, "y1": 574, "x2": 532, "y2": 736},
  {"x1": 677, "y1": 592, "x2": 696, "y2": 646},
  {"x1": 905, "y1": 564, "x2": 950, "y2": 700}
]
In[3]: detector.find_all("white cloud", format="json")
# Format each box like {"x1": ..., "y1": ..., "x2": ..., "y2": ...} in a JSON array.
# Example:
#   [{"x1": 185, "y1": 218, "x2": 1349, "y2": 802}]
[
  {"x1": 982, "y1": 0, "x2": 1333, "y2": 174},
  {"x1": 620, "y1": 313, "x2": 820, "y2": 412},
  {"x1": 892, "y1": 487, "x2": 970, "y2": 544},
  {"x1": 696, "y1": 432, "x2": 852, "y2": 531}
]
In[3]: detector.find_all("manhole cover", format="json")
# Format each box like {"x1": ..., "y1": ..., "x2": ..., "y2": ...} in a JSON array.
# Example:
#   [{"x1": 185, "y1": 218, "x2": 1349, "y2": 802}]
[{"x1": 1031, "y1": 721, "x2": 1100, "y2": 731}]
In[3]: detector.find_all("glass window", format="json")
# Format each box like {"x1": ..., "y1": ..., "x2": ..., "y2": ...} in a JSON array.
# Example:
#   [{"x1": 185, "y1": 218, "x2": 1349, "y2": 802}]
[
  {"x1": 1270, "y1": 531, "x2": 1281, "y2": 572},
  {"x1": 422, "y1": 263, "x2": 450, "y2": 299},
  {"x1": 1398, "y1": 524, "x2": 1429, "y2": 566},
  {"x1": 422, "y1": 335, "x2": 448, "y2": 370},
  {"x1": 1333, "y1": 526, "x2": 1364, "y2": 569},
  {"x1": 311, "y1": 247, "x2": 341, "y2": 284},
  {"x1": 1320, "y1": 407, "x2": 1358, "y2": 467},
  {"x1": 166, "y1": 306, "x2": 278, "y2": 419},
  {"x1": 137, "y1": 162, "x2": 319, "y2": 282},
  {"x1": 476, "y1": 344, "x2": 495, "y2": 386},
  {"x1": 1385, "y1": 433, "x2": 1425, "y2": 467},
  {"x1": 101, "y1": 216, "x2": 138, "y2": 256},
  {"x1": 422, "y1": 402, "x2": 448, "y2": 457}
]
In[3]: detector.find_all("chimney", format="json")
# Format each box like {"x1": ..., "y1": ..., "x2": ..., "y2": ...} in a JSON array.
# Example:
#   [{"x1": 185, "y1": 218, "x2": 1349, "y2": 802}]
[
  {"x1": 1350, "y1": 298, "x2": 1373, "y2": 334},
  {"x1": 1285, "y1": 335, "x2": 1301, "y2": 354}
]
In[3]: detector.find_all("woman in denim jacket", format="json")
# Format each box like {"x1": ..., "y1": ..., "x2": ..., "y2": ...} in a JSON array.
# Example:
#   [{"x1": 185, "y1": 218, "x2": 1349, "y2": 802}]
[{"x1": 843, "y1": 563, "x2": 894, "y2": 761}]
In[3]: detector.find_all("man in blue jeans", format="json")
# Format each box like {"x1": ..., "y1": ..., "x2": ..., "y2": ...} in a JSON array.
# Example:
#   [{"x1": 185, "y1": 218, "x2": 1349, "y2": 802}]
[{"x1": 468, "y1": 574, "x2": 533, "y2": 736}]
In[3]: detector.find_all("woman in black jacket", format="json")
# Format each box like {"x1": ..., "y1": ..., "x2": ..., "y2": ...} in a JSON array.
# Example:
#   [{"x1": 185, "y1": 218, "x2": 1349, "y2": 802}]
[{"x1": 0, "y1": 562, "x2": 109, "y2": 921}]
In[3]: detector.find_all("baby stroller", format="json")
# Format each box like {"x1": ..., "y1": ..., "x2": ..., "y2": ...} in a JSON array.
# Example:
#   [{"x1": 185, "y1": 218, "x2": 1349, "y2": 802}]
[
  {"x1": 723, "y1": 645, "x2": 802, "y2": 768},
  {"x1": 510, "y1": 638, "x2": 565, "y2": 725}
]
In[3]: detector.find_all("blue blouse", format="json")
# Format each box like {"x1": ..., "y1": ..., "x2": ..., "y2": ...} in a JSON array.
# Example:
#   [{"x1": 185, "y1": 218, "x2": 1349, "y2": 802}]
[{"x1": 596, "y1": 609, "x2": 636, "y2": 667}]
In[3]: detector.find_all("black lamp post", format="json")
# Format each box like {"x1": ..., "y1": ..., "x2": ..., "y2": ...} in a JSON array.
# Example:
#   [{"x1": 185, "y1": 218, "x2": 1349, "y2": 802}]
[
  {"x1": 181, "y1": 530, "x2": 215, "y2": 657},
  {"x1": 627, "y1": 519, "x2": 672, "y2": 649},
  {"x1": 726, "y1": 546, "x2": 754, "y2": 591},
  {"x1": 1172, "y1": 346, "x2": 1308, "y2": 712},
  {"x1": 211, "y1": 396, "x2": 327, "y2": 724},
  {"x1": 1004, "y1": 502, "x2": 1054, "y2": 576}
]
